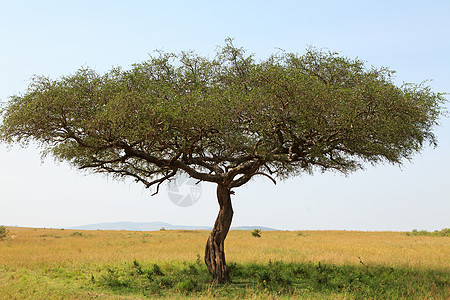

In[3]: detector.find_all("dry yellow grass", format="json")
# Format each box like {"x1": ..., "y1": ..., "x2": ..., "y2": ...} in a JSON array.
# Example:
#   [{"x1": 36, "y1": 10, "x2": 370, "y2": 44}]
[
  {"x1": 1, "y1": 227, "x2": 448, "y2": 271},
  {"x1": 227, "y1": 230, "x2": 450, "y2": 270}
]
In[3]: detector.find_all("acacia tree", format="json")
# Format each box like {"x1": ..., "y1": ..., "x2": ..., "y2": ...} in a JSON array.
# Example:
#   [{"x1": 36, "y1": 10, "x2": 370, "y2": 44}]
[{"x1": 0, "y1": 40, "x2": 445, "y2": 283}]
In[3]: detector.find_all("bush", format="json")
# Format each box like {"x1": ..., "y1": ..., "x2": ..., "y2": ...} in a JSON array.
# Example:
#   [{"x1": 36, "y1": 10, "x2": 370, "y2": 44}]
[
  {"x1": 405, "y1": 228, "x2": 450, "y2": 237},
  {"x1": 69, "y1": 231, "x2": 84, "y2": 237},
  {"x1": 439, "y1": 228, "x2": 450, "y2": 236},
  {"x1": 0, "y1": 226, "x2": 8, "y2": 240},
  {"x1": 252, "y1": 229, "x2": 261, "y2": 238}
]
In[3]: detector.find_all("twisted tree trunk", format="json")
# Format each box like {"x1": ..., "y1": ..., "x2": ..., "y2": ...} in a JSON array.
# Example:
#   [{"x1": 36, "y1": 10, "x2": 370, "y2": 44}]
[{"x1": 204, "y1": 184, "x2": 234, "y2": 283}]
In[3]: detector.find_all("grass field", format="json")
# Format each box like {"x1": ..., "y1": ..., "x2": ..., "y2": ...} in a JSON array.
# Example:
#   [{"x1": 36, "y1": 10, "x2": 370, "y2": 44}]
[{"x1": 0, "y1": 227, "x2": 448, "y2": 299}]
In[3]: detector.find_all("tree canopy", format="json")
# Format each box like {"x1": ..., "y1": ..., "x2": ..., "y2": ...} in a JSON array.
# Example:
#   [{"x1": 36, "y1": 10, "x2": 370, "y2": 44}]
[{"x1": 0, "y1": 40, "x2": 446, "y2": 282}]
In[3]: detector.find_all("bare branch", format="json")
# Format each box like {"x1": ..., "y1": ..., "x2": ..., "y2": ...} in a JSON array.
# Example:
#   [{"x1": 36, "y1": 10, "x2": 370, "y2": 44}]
[
  {"x1": 230, "y1": 171, "x2": 276, "y2": 188},
  {"x1": 263, "y1": 163, "x2": 274, "y2": 175},
  {"x1": 79, "y1": 155, "x2": 128, "y2": 169},
  {"x1": 230, "y1": 173, "x2": 252, "y2": 188},
  {"x1": 98, "y1": 165, "x2": 152, "y2": 187},
  {"x1": 150, "y1": 170, "x2": 177, "y2": 196},
  {"x1": 253, "y1": 172, "x2": 277, "y2": 185},
  {"x1": 185, "y1": 156, "x2": 224, "y2": 174}
]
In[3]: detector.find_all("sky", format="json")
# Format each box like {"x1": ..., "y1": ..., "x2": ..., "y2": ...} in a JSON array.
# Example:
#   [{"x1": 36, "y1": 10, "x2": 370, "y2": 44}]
[{"x1": 0, "y1": 0, "x2": 449, "y2": 231}]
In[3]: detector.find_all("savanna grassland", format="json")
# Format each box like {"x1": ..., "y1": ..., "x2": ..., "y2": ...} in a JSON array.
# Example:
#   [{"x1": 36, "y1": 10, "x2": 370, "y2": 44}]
[{"x1": 0, "y1": 227, "x2": 448, "y2": 299}]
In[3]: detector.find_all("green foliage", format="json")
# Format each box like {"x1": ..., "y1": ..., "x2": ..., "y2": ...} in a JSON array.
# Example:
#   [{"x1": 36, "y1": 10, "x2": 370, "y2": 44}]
[
  {"x1": 0, "y1": 39, "x2": 445, "y2": 190},
  {"x1": 98, "y1": 260, "x2": 207, "y2": 297},
  {"x1": 1, "y1": 259, "x2": 448, "y2": 298},
  {"x1": 251, "y1": 228, "x2": 262, "y2": 238},
  {"x1": 77, "y1": 260, "x2": 450, "y2": 298},
  {"x1": 0, "y1": 226, "x2": 8, "y2": 240},
  {"x1": 175, "y1": 278, "x2": 199, "y2": 295},
  {"x1": 406, "y1": 228, "x2": 450, "y2": 237},
  {"x1": 151, "y1": 263, "x2": 164, "y2": 276}
]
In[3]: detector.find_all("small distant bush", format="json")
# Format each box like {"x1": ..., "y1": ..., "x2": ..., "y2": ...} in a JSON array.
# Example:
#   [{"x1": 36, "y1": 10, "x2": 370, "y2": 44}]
[
  {"x1": 0, "y1": 226, "x2": 8, "y2": 240},
  {"x1": 252, "y1": 229, "x2": 262, "y2": 238},
  {"x1": 405, "y1": 228, "x2": 449, "y2": 237},
  {"x1": 69, "y1": 231, "x2": 84, "y2": 237},
  {"x1": 160, "y1": 227, "x2": 166, "y2": 231}
]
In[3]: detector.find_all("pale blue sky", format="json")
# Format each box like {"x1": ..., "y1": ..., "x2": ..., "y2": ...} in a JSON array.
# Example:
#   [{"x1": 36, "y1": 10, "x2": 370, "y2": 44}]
[{"x1": 1, "y1": 1, "x2": 449, "y2": 230}]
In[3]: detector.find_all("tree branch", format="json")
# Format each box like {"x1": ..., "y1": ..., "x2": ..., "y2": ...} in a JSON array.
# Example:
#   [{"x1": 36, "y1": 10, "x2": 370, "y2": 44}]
[
  {"x1": 97, "y1": 165, "x2": 152, "y2": 187},
  {"x1": 230, "y1": 171, "x2": 276, "y2": 188},
  {"x1": 79, "y1": 155, "x2": 128, "y2": 169},
  {"x1": 150, "y1": 170, "x2": 177, "y2": 196},
  {"x1": 253, "y1": 172, "x2": 277, "y2": 185}
]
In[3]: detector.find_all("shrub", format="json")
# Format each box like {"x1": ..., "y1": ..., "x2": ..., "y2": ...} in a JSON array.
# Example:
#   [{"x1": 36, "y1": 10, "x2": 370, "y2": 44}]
[
  {"x1": 406, "y1": 228, "x2": 450, "y2": 237},
  {"x1": 438, "y1": 228, "x2": 450, "y2": 236},
  {"x1": 0, "y1": 226, "x2": 8, "y2": 240},
  {"x1": 69, "y1": 231, "x2": 84, "y2": 237},
  {"x1": 252, "y1": 229, "x2": 262, "y2": 238}
]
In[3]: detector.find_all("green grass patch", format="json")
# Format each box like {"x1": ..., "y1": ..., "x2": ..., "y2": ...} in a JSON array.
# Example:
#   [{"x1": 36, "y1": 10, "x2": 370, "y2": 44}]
[{"x1": 2, "y1": 260, "x2": 447, "y2": 299}]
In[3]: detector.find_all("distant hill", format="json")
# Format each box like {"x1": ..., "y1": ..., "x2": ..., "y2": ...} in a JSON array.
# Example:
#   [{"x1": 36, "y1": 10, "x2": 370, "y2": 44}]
[{"x1": 67, "y1": 221, "x2": 278, "y2": 231}]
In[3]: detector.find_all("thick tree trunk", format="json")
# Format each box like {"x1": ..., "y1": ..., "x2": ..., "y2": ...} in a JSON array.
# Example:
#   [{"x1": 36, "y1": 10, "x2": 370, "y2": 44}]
[{"x1": 204, "y1": 184, "x2": 234, "y2": 283}]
